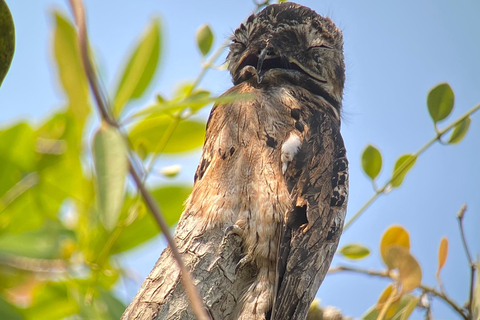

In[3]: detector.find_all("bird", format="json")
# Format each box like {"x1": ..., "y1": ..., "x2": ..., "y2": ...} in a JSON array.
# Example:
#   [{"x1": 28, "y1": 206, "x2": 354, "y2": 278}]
[{"x1": 122, "y1": 3, "x2": 348, "y2": 320}]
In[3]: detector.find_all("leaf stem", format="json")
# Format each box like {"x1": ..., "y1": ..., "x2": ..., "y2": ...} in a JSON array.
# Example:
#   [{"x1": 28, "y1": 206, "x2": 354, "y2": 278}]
[
  {"x1": 344, "y1": 103, "x2": 480, "y2": 230},
  {"x1": 328, "y1": 265, "x2": 468, "y2": 320}
]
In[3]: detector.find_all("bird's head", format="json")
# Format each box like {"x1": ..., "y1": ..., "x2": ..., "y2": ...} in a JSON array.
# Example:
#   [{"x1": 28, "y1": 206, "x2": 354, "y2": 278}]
[{"x1": 227, "y1": 2, "x2": 345, "y2": 108}]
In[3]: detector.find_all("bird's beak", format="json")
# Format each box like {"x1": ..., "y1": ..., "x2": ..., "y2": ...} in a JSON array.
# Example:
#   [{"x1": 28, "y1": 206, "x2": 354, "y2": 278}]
[{"x1": 256, "y1": 47, "x2": 269, "y2": 83}]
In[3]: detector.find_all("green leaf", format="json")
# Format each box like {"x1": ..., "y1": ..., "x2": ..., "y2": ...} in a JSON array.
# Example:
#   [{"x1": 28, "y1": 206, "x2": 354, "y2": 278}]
[
  {"x1": 391, "y1": 154, "x2": 417, "y2": 188},
  {"x1": 427, "y1": 83, "x2": 454, "y2": 124},
  {"x1": 24, "y1": 282, "x2": 78, "y2": 320},
  {"x1": 400, "y1": 296, "x2": 419, "y2": 320},
  {"x1": 196, "y1": 24, "x2": 214, "y2": 56},
  {"x1": 363, "y1": 294, "x2": 417, "y2": 320},
  {"x1": 112, "y1": 185, "x2": 191, "y2": 253},
  {"x1": 113, "y1": 19, "x2": 162, "y2": 116},
  {"x1": 53, "y1": 13, "x2": 89, "y2": 121},
  {"x1": 129, "y1": 114, "x2": 206, "y2": 155},
  {"x1": 98, "y1": 288, "x2": 126, "y2": 320},
  {"x1": 361, "y1": 144, "x2": 382, "y2": 180},
  {"x1": 0, "y1": 296, "x2": 23, "y2": 320},
  {"x1": 448, "y1": 116, "x2": 471, "y2": 144},
  {"x1": 0, "y1": 220, "x2": 75, "y2": 259},
  {"x1": 93, "y1": 124, "x2": 128, "y2": 231},
  {"x1": 338, "y1": 243, "x2": 370, "y2": 260},
  {"x1": 0, "y1": 0, "x2": 15, "y2": 86}
]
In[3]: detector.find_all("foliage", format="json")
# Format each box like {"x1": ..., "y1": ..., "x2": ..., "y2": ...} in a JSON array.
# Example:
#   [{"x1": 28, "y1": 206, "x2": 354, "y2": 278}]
[{"x1": 0, "y1": 1, "x2": 478, "y2": 320}]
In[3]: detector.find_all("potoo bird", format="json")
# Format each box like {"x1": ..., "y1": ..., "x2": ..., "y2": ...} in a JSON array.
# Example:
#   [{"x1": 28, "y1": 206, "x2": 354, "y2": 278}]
[{"x1": 122, "y1": 3, "x2": 348, "y2": 320}]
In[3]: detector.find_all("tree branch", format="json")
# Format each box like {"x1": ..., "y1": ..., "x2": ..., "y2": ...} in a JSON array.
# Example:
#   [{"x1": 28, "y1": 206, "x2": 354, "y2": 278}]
[{"x1": 328, "y1": 265, "x2": 468, "y2": 320}]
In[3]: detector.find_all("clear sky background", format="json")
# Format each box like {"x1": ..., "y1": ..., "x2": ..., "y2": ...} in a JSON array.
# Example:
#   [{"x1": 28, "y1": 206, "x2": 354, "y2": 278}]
[{"x1": 1, "y1": 1, "x2": 479, "y2": 319}]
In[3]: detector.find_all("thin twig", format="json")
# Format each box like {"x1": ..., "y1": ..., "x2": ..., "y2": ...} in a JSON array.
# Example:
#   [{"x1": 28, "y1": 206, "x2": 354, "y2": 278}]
[
  {"x1": 344, "y1": 103, "x2": 480, "y2": 230},
  {"x1": 67, "y1": 1, "x2": 209, "y2": 318},
  {"x1": 457, "y1": 204, "x2": 476, "y2": 318},
  {"x1": 328, "y1": 265, "x2": 468, "y2": 320}
]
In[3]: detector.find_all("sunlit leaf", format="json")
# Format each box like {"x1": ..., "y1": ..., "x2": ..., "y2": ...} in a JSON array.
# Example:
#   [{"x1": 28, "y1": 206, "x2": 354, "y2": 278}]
[
  {"x1": 112, "y1": 185, "x2": 191, "y2": 253},
  {"x1": 361, "y1": 144, "x2": 382, "y2": 180},
  {"x1": 375, "y1": 284, "x2": 401, "y2": 319},
  {"x1": 448, "y1": 116, "x2": 471, "y2": 144},
  {"x1": 427, "y1": 83, "x2": 454, "y2": 124},
  {"x1": 391, "y1": 154, "x2": 416, "y2": 188},
  {"x1": 113, "y1": 19, "x2": 162, "y2": 116},
  {"x1": 196, "y1": 24, "x2": 214, "y2": 56},
  {"x1": 338, "y1": 243, "x2": 370, "y2": 260},
  {"x1": 363, "y1": 294, "x2": 417, "y2": 320},
  {"x1": 436, "y1": 237, "x2": 448, "y2": 278},
  {"x1": 400, "y1": 296, "x2": 419, "y2": 320},
  {"x1": 385, "y1": 245, "x2": 422, "y2": 292},
  {"x1": 93, "y1": 123, "x2": 128, "y2": 231},
  {"x1": 0, "y1": 0, "x2": 15, "y2": 86},
  {"x1": 53, "y1": 13, "x2": 89, "y2": 121},
  {"x1": 380, "y1": 225, "x2": 410, "y2": 268},
  {"x1": 129, "y1": 114, "x2": 205, "y2": 154}
]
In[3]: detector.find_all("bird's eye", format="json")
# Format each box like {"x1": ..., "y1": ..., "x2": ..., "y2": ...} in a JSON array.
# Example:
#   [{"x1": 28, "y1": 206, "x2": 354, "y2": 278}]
[
  {"x1": 308, "y1": 44, "x2": 333, "y2": 50},
  {"x1": 232, "y1": 39, "x2": 245, "y2": 46}
]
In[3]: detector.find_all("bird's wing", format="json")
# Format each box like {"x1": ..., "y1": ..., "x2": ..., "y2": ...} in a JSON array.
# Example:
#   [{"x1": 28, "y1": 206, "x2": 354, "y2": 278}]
[{"x1": 271, "y1": 108, "x2": 348, "y2": 320}]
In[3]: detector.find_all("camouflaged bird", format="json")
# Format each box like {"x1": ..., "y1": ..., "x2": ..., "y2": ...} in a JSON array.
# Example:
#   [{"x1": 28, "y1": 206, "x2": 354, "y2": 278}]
[{"x1": 122, "y1": 3, "x2": 348, "y2": 320}]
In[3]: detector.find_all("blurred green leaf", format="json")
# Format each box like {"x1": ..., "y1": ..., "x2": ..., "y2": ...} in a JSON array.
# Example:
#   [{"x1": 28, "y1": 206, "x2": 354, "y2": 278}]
[
  {"x1": 0, "y1": 295, "x2": 23, "y2": 320},
  {"x1": 363, "y1": 294, "x2": 417, "y2": 320},
  {"x1": 448, "y1": 116, "x2": 471, "y2": 144},
  {"x1": 98, "y1": 288, "x2": 126, "y2": 320},
  {"x1": 0, "y1": 0, "x2": 15, "y2": 86},
  {"x1": 338, "y1": 243, "x2": 370, "y2": 260},
  {"x1": 53, "y1": 13, "x2": 89, "y2": 121},
  {"x1": 113, "y1": 185, "x2": 191, "y2": 253},
  {"x1": 113, "y1": 19, "x2": 161, "y2": 116},
  {"x1": 0, "y1": 220, "x2": 74, "y2": 259},
  {"x1": 93, "y1": 124, "x2": 128, "y2": 231},
  {"x1": 427, "y1": 83, "x2": 454, "y2": 124},
  {"x1": 391, "y1": 154, "x2": 417, "y2": 188},
  {"x1": 400, "y1": 296, "x2": 419, "y2": 320},
  {"x1": 361, "y1": 144, "x2": 382, "y2": 180},
  {"x1": 196, "y1": 24, "x2": 214, "y2": 56},
  {"x1": 129, "y1": 114, "x2": 205, "y2": 155},
  {"x1": 24, "y1": 281, "x2": 78, "y2": 320}
]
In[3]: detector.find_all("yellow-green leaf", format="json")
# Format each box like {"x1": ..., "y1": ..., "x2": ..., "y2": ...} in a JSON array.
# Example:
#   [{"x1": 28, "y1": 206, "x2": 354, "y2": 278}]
[
  {"x1": 53, "y1": 13, "x2": 89, "y2": 121},
  {"x1": 93, "y1": 123, "x2": 128, "y2": 231},
  {"x1": 338, "y1": 243, "x2": 370, "y2": 260},
  {"x1": 196, "y1": 24, "x2": 214, "y2": 56},
  {"x1": 129, "y1": 114, "x2": 205, "y2": 154},
  {"x1": 380, "y1": 225, "x2": 410, "y2": 268},
  {"x1": 363, "y1": 294, "x2": 417, "y2": 320},
  {"x1": 427, "y1": 83, "x2": 454, "y2": 123},
  {"x1": 375, "y1": 284, "x2": 401, "y2": 319},
  {"x1": 391, "y1": 154, "x2": 417, "y2": 188},
  {"x1": 385, "y1": 245, "x2": 422, "y2": 293},
  {"x1": 0, "y1": 0, "x2": 15, "y2": 86},
  {"x1": 400, "y1": 296, "x2": 419, "y2": 320},
  {"x1": 361, "y1": 144, "x2": 382, "y2": 180},
  {"x1": 113, "y1": 19, "x2": 162, "y2": 116},
  {"x1": 436, "y1": 237, "x2": 448, "y2": 278},
  {"x1": 448, "y1": 116, "x2": 471, "y2": 144}
]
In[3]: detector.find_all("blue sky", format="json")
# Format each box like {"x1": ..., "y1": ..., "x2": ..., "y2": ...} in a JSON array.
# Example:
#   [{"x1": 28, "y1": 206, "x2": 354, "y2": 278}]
[{"x1": 1, "y1": 0, "x2": 479, "y2": 319}]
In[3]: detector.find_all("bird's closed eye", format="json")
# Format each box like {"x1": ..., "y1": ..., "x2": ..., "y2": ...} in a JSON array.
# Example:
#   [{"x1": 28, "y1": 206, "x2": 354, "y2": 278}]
[
  {"x1": 307, "y1": 44, "x2": 333, "y2": 50},
  {"x1": 231, "y1": 38, "x2": 245, "y2": 46}
]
